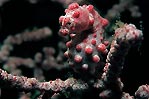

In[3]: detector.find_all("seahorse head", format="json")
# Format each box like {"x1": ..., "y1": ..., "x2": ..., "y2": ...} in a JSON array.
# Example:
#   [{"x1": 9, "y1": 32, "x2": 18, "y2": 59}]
[{"x1": 59, "y1": 3, "x2": 97, "y2": 36}]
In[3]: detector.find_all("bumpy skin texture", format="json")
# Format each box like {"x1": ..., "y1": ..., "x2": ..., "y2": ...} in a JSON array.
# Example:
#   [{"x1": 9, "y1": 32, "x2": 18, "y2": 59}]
[{"x1": 59, "y1": 3, "x2": 109, "y2": 76}]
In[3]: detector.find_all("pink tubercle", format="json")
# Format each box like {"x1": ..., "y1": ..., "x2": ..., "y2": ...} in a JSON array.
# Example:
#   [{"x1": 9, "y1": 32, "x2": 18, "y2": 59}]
[
  {"x1": 68, "y1": 3, "x2": 79, "y2": 10},
  {"x1": 92, "y1": 55, "x2": 100, "y2": 63},
  {"x1": 85, "y1": 46, "x2": 93, "y2": 54},
  {"x1": 97, "y1": 43, "x2": 106, "y2": 53},
  {"x1": 74, "y1": 55, "x2": 83, "y2": 63}
]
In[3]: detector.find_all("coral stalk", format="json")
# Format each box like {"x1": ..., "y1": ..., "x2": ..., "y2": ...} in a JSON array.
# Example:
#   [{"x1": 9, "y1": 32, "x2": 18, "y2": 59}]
[{"x1": 0, "y1": 68, "x2": 88, "y2": 92}]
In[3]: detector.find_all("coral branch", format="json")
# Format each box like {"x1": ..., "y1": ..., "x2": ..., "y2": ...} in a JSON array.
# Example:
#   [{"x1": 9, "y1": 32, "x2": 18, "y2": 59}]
[
  {"x1": 0, "y1": 68, "x2": 88, "y2": 92},
  {"x1": 102, "y1": 24, "x2": 143, "y2": 85}
]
